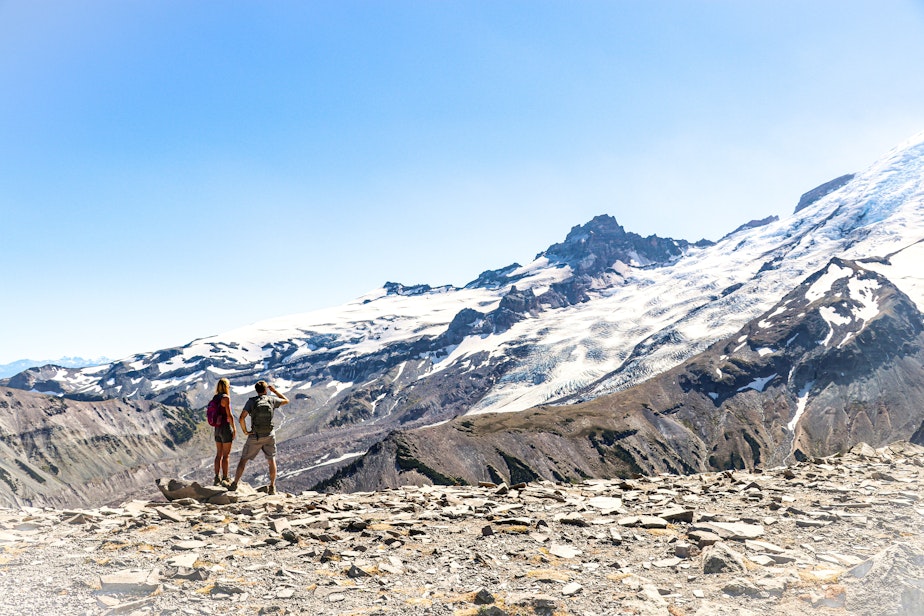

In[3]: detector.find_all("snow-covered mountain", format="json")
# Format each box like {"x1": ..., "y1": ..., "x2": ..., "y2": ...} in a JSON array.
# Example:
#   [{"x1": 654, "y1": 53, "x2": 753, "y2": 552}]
[
  {"x1": 321, "y1": 255, "x2": 924, "y2": 492},
  {"x1": 3, "y1": 129, "x2": 924, "y2": 503}
]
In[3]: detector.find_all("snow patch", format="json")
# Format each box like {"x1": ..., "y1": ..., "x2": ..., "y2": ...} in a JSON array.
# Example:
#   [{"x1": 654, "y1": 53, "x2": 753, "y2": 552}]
[
  {"x1": 818, "y1": 306, "x2": 853, "y2": 345},
  {"x1": 758, "y1": 306, "x2": 787, "y2": 328},
  {"x1": 393, "y1": 361, "x2": 408, "y2": 382},
  {"x1": 327, "y1": 381, "x2": 354, "y2": 397},
  {"x1": 787, "y1": 382, "x2": 814, "y2": 432},
  {"x1": 206, "y1": 365, "x2": 238, "y2": 375},
  {"x1": 738, "y1": 373, "x2": 778, "y2": 393},
  {"x1": 371, "y1": 392, "x2": 388, "y2": 413},
  {"x1": 278, "y1": 451, "x2": 367, "y2": 478},
  {"x1": 847, "y1": 277, "x2": 881, "y2": 323},
  {"x1": 30, "y1": 389, "x2": 64, "y2": 397},
  {"x1": 806, "y1": 264, "x2": 853, "y2": 302}
]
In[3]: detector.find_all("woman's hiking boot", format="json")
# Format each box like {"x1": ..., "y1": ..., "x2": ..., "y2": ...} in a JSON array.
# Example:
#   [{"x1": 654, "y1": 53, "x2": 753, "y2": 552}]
[
  {"x1": 213, "y1": 474, "x2": 221, "y2": 486},
  {"x1": 267, "y1": 485, "x2": 276, "y2": 495}
]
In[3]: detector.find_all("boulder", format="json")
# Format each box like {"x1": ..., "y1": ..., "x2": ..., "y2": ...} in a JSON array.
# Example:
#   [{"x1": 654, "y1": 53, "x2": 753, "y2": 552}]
[
  {"x1": 702, "y1": 542, "x2": 747, "y2": 574},
  {"x1": 155, "y1": 478, "x2": 226, "y2": 502},
  {"x1": 845, "y1": 543, "x2": 924, "y2": 616}
]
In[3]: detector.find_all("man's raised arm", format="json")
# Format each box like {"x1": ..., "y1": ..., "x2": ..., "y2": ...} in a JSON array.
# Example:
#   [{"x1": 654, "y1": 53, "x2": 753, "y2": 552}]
[{"x1": 268, "y1": 384, "x2": 289, "y2": 406}]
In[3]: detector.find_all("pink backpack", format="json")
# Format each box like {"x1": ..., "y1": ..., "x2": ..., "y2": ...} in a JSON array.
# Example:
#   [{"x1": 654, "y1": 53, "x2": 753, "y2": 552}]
[{"x1": 206, "y1": 396, "x2": 225, "y2": 427}]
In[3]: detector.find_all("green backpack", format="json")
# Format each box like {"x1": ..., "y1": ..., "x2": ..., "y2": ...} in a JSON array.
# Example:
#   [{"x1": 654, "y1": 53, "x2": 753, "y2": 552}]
[{"x1": 249, "y1": 395, "x2": 275, "y2": 435}]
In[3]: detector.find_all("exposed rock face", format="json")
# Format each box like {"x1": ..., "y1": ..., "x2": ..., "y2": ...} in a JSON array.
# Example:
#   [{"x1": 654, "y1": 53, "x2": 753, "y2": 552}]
[
  {"x1": 539, "y1": 214, "x2": 711, "y2": 274},
  {"x1": 321, "y1": 258, "x2": 924, "y2": 492},
  {"x1": 720, "y1": 215, "x2": 780, "y2": 241},
  {"x1": 383, "y1": 281, "x2": 452, "y2": 296},
  {"x1": 795, "y1": 173, "x2": 856, "y2": 212},
  {"x1": 2, "y1": 442, "x2": 922, "y2": 616},
  {"x1": 0, "y1": 387, "x2": 207, "y2": 508}
]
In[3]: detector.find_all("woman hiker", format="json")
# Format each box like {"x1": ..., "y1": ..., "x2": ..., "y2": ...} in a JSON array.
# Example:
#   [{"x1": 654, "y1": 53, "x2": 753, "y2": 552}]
[{"x1": 211, "y1": 378, "x2": 237, "y2": 486}]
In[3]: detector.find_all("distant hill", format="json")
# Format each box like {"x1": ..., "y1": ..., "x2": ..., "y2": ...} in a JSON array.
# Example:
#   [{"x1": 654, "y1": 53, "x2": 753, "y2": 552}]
[{"x1": 0, "y1": 356, "x2": 110, "y2": 379}]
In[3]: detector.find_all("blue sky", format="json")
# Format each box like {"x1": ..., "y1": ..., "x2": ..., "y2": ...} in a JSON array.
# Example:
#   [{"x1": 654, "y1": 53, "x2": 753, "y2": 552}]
[{"x1": 2, "y1": 1, "x2": 924, "y2": 365}]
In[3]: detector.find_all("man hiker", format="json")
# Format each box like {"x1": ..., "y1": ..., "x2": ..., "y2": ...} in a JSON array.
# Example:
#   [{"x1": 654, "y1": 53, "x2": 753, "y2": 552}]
[{"x1": 228, "y1": 380, "x2": 289, "y2": 495}]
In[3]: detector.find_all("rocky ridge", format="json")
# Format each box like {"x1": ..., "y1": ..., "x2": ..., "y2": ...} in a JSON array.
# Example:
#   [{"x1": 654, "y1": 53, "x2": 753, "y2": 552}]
[
  {"x1": 2, "y1": 442, "x2": 923, "y2": 615},
  {"x1": 795, "y1": 175, "x2": 856, "y2": 213}
]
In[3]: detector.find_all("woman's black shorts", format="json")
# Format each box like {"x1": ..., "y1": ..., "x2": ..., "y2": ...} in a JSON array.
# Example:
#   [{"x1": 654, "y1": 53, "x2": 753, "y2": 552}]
[{"x1": 214, "y1": 423, "x2": 234, "y2": 443}]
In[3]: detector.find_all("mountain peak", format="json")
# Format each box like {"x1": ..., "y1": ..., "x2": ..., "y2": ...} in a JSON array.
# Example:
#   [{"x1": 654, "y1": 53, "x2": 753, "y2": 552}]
[{"x1": 538, "y1": 214, "x2": 711, "y2": 275}]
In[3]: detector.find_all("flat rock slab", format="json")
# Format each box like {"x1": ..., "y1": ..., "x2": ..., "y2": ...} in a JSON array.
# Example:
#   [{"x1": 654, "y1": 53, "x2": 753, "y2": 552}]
[
  {"x1": 154, "y1": 507, "x2": 187, "y2": 523},
  {"x1": 99, "y1": 569, "x2": 161, "y2": 594},
  {"x1": 587, "y1": 496, "x2": 623, "y2": 511},
  {"x1": 659, "y1": 507, "x2": 695, "y2": 523},
  {"x1": 744, "y1": 539, "x2": 785, "y2": 554},
  {"x1": 172, "y1": 540, "x2": 206, "y2": 551},
  {"x1": 549, "y1": 544, "x2": 582, "y2": 559},
  {"x1": 618, "y1": 515, "x2": 669, "y2": 528},
  {"x1": 698, "y1": 522, "x2": 764, "y2": 540},
  {"x1": 166, "y1": 552, "x2": 200, "y2": 568},
  {"x1": 795, "y1": 518, "x2": 831, "y2": 528}
]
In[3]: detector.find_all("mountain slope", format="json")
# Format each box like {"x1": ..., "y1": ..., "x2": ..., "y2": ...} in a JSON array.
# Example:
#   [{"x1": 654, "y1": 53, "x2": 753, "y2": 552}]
[
  {"x1": 321, "y1": 257, "x2": 924, "y2": 492},
  {"x1": 0, "y1": 387, "x2": 207, "y2": 508}
]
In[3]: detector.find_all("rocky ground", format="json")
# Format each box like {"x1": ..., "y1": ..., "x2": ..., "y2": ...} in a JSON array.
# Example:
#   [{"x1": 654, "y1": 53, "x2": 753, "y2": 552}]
[{"x1": 2, "y1": 442, "x2": 924, "y2": 616}]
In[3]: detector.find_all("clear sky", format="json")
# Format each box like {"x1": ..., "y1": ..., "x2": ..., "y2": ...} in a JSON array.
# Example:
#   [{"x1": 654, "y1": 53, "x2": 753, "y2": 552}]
[{"x1": 2, "y1": 1, "x2": 924, "y2": 365}]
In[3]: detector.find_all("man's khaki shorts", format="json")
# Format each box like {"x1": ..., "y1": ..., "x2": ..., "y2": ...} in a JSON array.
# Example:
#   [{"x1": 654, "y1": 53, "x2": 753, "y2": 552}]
[{"x1": 239, "y1": 433, "x2": 276, "y2": 461}]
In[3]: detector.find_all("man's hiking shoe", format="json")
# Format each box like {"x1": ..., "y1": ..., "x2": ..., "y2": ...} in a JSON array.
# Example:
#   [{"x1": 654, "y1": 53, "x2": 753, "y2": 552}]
[
  {"x1": 213, "y1": 474, "x2": 222, "y2": 486},
  {"x1": 267, "y1": 485, "x2": 276, "y2": 495},
  {"x1": 227, "y1": 481, "x2": 238, "y2": 492}
]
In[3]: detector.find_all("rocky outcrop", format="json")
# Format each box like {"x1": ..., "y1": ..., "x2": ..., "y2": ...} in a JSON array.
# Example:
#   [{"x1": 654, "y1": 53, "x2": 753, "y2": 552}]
[
  {"x1": 384, "y1": 281, "x2": 454, "y2": 296},
  {"x1": 540, "y1": 214, "x2": 711, "y2": 275},
  {"x1": 795, "y1": 173, "x2": 855, "y2": 212},
  {"x1": 464, "y1": 263, "x2": 525, "y2": 289},
  {"x1": 720, "y1": 215, "x2": 780, "y2": 241},
  {"x1": 2, "y1": 442, "x2": 922, "y2": 615}
]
